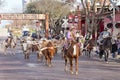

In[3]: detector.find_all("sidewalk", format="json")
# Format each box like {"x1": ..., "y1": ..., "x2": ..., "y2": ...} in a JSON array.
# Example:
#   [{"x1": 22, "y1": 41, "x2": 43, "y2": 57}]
[
  {"x1": 108, "y1": 55, "x2": 120, "y2": 63},
  {"x1": 115, "y1": 55, "x2": 120, "y2": 62}
]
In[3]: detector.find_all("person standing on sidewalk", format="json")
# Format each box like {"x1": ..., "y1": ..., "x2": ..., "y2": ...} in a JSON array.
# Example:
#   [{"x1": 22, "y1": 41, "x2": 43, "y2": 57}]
[
  {"x1": 111, "y1": 37, "x2": 118, "y2": 58},
  {"x1": 117, "y1": 36, "x2": 120, "y2": 55}
]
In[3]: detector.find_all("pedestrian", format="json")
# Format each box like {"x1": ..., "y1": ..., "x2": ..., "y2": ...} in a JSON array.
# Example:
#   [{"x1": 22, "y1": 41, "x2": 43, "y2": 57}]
[
  {"x1": 111, "y1": 37, "x2": 118, "y2": 58},
  {"x1": 117, "y1": 36, "x2": 120, "y2": 55}
]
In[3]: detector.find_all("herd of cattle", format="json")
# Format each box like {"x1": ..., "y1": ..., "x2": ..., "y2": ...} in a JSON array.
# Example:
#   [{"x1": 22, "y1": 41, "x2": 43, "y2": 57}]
[
  {"x1": 0, "y1": 36, "x2": 73, "y2": 74},
  {"x1": 0, "y1": 36, "x2": 92, "y2": 75},
  {"x1": 20, "y1": 36, "x2": 60, "y2": 67}
]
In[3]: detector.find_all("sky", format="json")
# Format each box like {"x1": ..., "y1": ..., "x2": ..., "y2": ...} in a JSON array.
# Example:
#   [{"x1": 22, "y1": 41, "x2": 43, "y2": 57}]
[
  {"x1": 0, "y1": 0, "x2": 23, "y2": 13},
  {"x1": 0, "y1": 0, "x2": 23, "y2": 27}
]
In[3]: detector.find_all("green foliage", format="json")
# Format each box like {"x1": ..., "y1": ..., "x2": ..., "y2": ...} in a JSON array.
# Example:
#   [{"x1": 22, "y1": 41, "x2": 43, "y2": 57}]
[
  {"x1": 25, "y1": 0, "x2": 71, "y2": 34},
  {"x1": 25, "y1": 3, "x2": 36, "y2": 13}
]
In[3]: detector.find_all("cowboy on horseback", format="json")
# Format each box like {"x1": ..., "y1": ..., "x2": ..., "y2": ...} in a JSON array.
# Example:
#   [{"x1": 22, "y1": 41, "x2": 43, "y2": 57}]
[
  {"x1": 101, "y1": 28, "x2": 111, "y2": 45},
  {"x1": 84, "y1": 31, "x2": 92, "y2": 48},
  {"x1": 62, "y1": 27, "x2": 81, "y2": 75},
  {"x1": 65, "y1": 27, "x2": 76, "y2": 46},
  {"x1": 98, "y1": 28, "x2": 112, "y2": 62},
  {"x1": 97, "y1": 28, "x2": 111, "y2": 46},
  {"x1": 5, "y1": 31, "x2": 13, "y2": 47}
]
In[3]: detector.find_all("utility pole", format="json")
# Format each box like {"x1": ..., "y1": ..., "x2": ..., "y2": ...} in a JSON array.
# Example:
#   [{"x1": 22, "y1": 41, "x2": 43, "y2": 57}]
[
  {"x1": 76, "y1": 6, "x2": 81, "y2": 34},
  {"x1": 113, "y1": 2, "x2": 116, "y2": 36},
  {"x1": 45, "y1": 13, "x2": 49, "y2": 39}
]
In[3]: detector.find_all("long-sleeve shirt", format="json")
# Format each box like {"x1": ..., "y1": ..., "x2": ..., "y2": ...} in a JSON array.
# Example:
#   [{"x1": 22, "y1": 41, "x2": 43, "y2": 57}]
[{"x1": 67, "y1": 31, "x2": 71, "y2": 39}]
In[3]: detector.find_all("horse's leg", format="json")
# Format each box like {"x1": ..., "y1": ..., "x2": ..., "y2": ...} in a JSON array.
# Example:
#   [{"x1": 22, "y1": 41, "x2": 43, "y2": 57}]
[
  {"x1": 99, "y1": 50, "x2": 103, "y2": 59},
  {"x1": 88, "y1": 50, "x2": 91, "y2": 58},
  {"x1": 82, "y1": 49, "x2": 86, "y2": 56},
  {"x1": 3, "y1": 46, "x2": 7, "y2": 55},
  {"x1": 105, "y1": 50, "x2": 109, "y2": 63},
  {"x1": 86, "y1": 50, "x2": 89, "y2": 57},
  {"x1": 11, "y1": 47, "x2": 15, "y2": 55},
  {"x1": 69, "y1": 58, "x2": 73, "y2": 74},
  {"x1": 84, "y1": 49, "x2": 87, "y2": 56},
  {"x1": 75, "y1": 57, "x2": 78, "y2": 75},
  {"x1": 104, "y1": 50, "x2": 107, "y2": 62},
  {"x1": 104, "y1": 50, "x2": 108, "y2": 63},
  {"x1": 64, "y1": 58, "x2": 68, "y2": 72}
]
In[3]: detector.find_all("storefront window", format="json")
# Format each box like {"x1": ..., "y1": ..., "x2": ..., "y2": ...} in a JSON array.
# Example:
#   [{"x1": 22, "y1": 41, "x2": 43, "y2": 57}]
[
  {"x1": 107, "y1": 23, "x2": 113, "y2": 28},
  {"x1": 115, "y1": 23, "x2": 120, "y2": 28}
]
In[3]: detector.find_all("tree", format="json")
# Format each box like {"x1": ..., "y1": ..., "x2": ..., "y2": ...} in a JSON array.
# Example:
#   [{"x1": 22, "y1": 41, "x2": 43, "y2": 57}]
[
  {"x1": 25, "y1": 3, "x2": 37, "y2": 13},
  {"x1": 25, "y1": 0, "x2": 71, "y2": 34},
  {"x1": 81, "y1": 0, "x2": 108, "y2": 38}
]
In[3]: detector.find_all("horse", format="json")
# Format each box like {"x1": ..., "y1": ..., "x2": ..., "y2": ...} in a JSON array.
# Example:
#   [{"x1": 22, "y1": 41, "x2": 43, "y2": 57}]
[
  {"x1": 2, "y1": 37, "x2": 16, "y2": 55},
  {"x1": 62, "y1": 40, "x2": 81, "y2": 75},
  {"x1": 98, "y1": 37, "x2": 112, "y2": 62},
  {"x1": 82, "y1": 39, "x2": 94, "y2": 57}
]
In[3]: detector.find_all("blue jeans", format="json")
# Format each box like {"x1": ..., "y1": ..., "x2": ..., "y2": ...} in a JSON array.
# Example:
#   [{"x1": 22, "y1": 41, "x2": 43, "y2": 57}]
[
  {"x1": 112, "y1": 53, "x2": 116, "y2": 58},
  {"x1": 118, "y1": 48, "x2": 120, "y2": 55}
]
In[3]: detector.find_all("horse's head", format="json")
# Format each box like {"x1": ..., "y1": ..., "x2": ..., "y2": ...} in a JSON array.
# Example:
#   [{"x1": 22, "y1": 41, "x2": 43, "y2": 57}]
[{"x1": 71, "y1": 40, "x2": 77, "y2": 46}]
